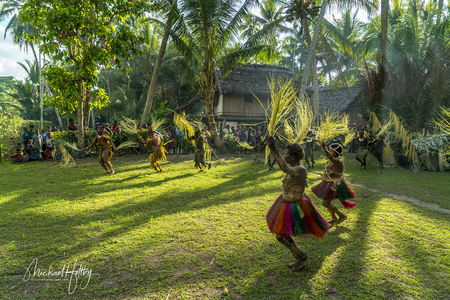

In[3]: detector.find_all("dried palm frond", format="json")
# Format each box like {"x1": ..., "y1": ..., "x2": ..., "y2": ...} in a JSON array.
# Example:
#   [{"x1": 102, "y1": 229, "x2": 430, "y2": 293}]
[
  {"x1": 390, "y1": 110, "x2": 419, "y2": 163},
  {"x1": 383, "y1": 139, "x2": 397, "y2": 166},
  {"x1": 56, "y1": 142, "x2": 75, "y2": 166},
  {"x1": 369, "y1": 112, "x2": 382, "y2": 132},
  {"x1": 292, "y1": 98, "x2": 314, "y2": 144},
  {"x1": 149, "y1": 117, "x2": 165, "y2": 132},
  {"x1": 58, "y1": 139, "x2": 81, "y2": 152},
  {"x1": 204, "y1": 141, "x2": 212, "y2": 162},
  {"x1": 238, "y1": 141, "x2": 255, "y2": 150},
  {"x1": 173, "y1": 111, "x2": 195, "y2": 138},
  {"x1": 344, "y1": 133, "x2": 355, "y2": 147},
  {"x1": 316, "y1": 111, "x2": 350, "y2": 141},
  {"x1": 432, "y1": 106, "x2": 450, "y2": 135},
  {"x1": 257, "y1": 76, "x2": 296, "y2": 163},
  {"x1": 284, "y1": 121, "x2": 294, "y2": 143},
  {"x1": 377, "y1": 120, "x2": 393, "y2": 137},
  {"x1": 116, "y1": 141, "x2": 137, "y2": 150},
  {"x1": 121, "y1": 116, "x2": 139, "y2": 135}
]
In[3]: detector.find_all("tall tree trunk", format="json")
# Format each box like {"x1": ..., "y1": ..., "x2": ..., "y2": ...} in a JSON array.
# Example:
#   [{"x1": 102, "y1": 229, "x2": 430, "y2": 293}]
[
  {"x1": 381, "y1": 0, "x2": 389, "y2": 91},
  {"x1": 91, "y1": 108, "x2": 95, "y2": 128},
  {"x1": 299, "y1": 0, "x2": 328, "y2": 118},
  {"x1": 83, "y1": 99, "x2": 91, "y2": 129},
  {"x1": 140, "y1": 14, "x2": 174, "y2": 127},
  {"x1": 39, "y1": 50, "x2": 44, "y2": 129},
  {"x1": 301, "y1": 14, "x2": 320, "y2": 117},
  {"x1": 77, "y1": 82, "x2": 85, "y2": 149},
  {"x1": 202, "y1": 66, "x2": 226, "y2": 152}
]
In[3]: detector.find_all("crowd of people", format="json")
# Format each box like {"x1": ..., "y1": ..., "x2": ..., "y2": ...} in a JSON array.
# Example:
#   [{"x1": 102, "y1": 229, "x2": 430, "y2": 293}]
[{"x1": 11, "y1": 124, "x2": 61, "y2": 163}]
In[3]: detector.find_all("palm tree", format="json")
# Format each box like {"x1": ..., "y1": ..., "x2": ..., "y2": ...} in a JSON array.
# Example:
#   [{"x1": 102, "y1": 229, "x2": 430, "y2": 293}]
[
  {"x1": 169, "y1": 0, "x2": 272, "y2": 151},
  {"x1": 140, "y1": 0, "x2": 178, "y2": 128}
]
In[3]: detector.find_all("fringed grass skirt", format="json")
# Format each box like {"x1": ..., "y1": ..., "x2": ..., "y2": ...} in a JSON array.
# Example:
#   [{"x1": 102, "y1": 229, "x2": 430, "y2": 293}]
[
  {"x1": 311, "y1": 180, "x2": 356, "y2": 209},
  {"x1": 99, "y1": 149, "x2": 113, "y2": 166},
  {"x1": 149, "y1": 145, "x2": 167, "y2": 164},
  {"x1": 266, "y1": 195, "x2": 329, "y2": 238}
]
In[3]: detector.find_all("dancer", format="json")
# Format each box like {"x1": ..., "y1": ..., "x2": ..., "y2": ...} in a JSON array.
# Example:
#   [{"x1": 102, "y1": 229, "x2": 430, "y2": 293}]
[
  {"x1": 137, "y1": 128, "x2": 166, "y2": 173},
  {"x1": 189, "y1": 130, "x2": 211, "y2": 172},
  {"x1": 83, "y1": 127, "x2": 117, "y2": 175},
  {"x1": 303, "y1": 129, "x2": 316, "y2": 169},
  {"x1": 266, "y1": 137, "x2": 329, "y2": 271},
  {"x1": 355, "y1": 131, "x2": 369, "y2": 169},
  {"x1": 312, "y1": 141, "x2": 356, "y2": 226}
]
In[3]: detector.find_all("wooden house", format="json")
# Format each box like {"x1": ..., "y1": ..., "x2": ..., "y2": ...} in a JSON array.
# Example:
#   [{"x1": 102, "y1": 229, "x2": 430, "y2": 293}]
[{"x1": 166, "y1": 64, "x2": 364, "y2": 127}]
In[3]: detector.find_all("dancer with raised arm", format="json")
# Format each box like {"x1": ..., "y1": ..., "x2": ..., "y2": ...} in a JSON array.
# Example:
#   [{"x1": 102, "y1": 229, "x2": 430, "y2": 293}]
[
  {"x1": 266, "y1": 136, "x2": 329, "y2": 271},
  {"x1": 312, "y1": 141, "x2": 356, "y2": 226}
]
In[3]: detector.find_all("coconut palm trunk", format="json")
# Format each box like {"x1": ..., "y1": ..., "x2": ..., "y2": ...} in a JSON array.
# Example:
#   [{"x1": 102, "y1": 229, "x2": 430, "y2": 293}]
[
  {"x1": 301, "y1": 15, "x2": 320, "y2": 116},
  {"x1": 299, "y1": 0, "x2": 328, "y2": 118},
  {"x1": 381, "y1": 0, "x2": 389, "y2": 90},
  {"x1": 140, "y1": 2, "x2": 176, "y2": 128}
]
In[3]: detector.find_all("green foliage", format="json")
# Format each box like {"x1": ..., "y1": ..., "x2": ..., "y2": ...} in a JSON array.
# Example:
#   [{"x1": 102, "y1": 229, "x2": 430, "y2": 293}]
[
  {"x1": 19, "y1": 0, "x2": 156, "y2": 114},
  {"x1": 224, "y1": 134, "x2": 240, "y2": 152}
]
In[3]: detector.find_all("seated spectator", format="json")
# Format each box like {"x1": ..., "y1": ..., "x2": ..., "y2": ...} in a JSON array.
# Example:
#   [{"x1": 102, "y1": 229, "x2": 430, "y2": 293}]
[
  {"x1": 11, "y1": 149, "x2": 22, "y2": 163},
  {"x1": 30, "y1": 149, "x2": 40, "y2": 161},
  {"x1": 104, "y1": 123, "x2": 112, "y2": 135},
  {"x1": 51, "y1": 124, "x2": 60, "y2": 132},
  {"x1": 26, "y1": 140, "x2": 33, "y2": 155},
  {"x1": 43, "y1": 148, "x2": 53, "y2": 161},
  {"x1": 21, "y1": 149, "x2": 29, "y2": 162},
  {"x1": 111, "y1": 120, "x2": 120, "y2": 132},
  {"x1": 68, "y1": 119, "x2": 77, "y2": 131}
]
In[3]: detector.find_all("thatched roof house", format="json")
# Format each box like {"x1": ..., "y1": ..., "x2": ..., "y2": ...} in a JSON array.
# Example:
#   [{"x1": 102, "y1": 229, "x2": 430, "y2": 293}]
[{"x1": 166, "y1": 64, "x2": 363, "y2": 125}]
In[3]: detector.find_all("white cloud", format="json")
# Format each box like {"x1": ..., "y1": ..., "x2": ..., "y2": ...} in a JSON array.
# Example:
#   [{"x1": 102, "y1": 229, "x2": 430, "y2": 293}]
[{"x1": 0, "y1": 25, "x2": 36, "y2": 81}]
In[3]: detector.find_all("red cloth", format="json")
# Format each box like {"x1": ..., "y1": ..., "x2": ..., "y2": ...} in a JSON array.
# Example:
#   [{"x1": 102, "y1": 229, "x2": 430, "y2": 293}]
[{"x1": 111, "y1": 125, "x2": 120, "y2": 131}]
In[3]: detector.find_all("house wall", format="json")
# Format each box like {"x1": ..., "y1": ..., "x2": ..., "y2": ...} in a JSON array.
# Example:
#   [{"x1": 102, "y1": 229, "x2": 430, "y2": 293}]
[{"x1": 216, "y1": 93, "x2": 269, "y2": 121}]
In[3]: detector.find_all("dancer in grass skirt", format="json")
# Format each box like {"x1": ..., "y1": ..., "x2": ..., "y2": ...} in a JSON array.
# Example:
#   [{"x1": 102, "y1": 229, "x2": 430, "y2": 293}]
[
  {"x1": 312, "y1": 141, "x2": 356, "y2": 226},
  {"x1": 188, "y1": 130, "x2": 211, "y2": 172},
  {"x1": 137, "y1": 128, "x2": 167, "y2": 173},
  {"x1": 83, "y1": 127, "x2": 117, "y2": 175},
  {"x1": 266, "y1": 137, "x2": 329, "y2": 271}
]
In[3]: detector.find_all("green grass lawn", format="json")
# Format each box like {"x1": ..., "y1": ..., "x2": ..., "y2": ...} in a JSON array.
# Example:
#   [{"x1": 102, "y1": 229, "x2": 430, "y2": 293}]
[{"x1": 1, "y1": 151, "x2": 449, "y2": 300}]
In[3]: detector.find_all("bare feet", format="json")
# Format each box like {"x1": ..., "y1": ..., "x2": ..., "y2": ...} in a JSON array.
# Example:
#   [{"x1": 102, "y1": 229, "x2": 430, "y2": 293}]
[
  {"x1": 105, "y1": 171, "x2": 110, "y2": 175},
  {"x1": 208, "y1": 162, "x2": 212, "y2": 170},
  {"x1": 286, "y1": 262, "x2": 296, "y2": 268},
  {"x1": 110, "y1": 170, "x2": 115, "y2": 175},
  {"x1": 328, "y1": 219, "x2": 337, "y2": 226},
  {"x1": 292, "y1": 254, "x2": 308, "y2": 271},
  {"x1": 335, "y1": 215, "x2": 347, "y2": 225}
]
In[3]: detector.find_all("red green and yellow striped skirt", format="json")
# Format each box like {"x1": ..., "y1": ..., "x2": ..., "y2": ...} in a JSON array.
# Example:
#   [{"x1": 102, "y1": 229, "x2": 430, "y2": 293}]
[
  {"x1": 266, "y1": 195, "x2": 329, "y2": 238},
  {"x1": 311, "y1": 180, "x2": 356, "y2": 209}
]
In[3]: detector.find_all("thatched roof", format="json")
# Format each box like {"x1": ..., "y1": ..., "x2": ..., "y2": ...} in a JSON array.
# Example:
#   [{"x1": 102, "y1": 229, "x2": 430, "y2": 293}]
[
  {"x1": 165, "y1": 64, "x2": 363, "y2": 118},
  {"x1": 217, "y1": 64, "x2": 300, "y2": 95},
  {"x1": 306, "y1": 85, "x2": 363, "y2": 113},
  {"x1": 165, "y1": 64, "x2": 299, "y2": 118}
]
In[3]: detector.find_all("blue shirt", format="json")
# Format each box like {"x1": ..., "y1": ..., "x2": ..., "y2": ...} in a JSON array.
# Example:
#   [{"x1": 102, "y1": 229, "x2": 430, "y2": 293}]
[
  {"x1": 22, "y1": 131, "x2": 28, "y2": 140},
  {"x1": 31, "y1": 152, "x2": 40, "y2": 159}
]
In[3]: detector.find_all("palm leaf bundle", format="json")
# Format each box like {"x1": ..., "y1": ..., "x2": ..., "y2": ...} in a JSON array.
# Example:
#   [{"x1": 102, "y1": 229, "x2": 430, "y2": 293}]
[
  {"x1": 284, "y1": 121, "x2": 294, "y2": 142},
  {"x1": 258, "y1": 77, "x2": 297, "y2": 163},
  {"x1": 316, "y1": 111, "x2": 350, "y2": 141},
  {"x1": 377, "y1": 120, "x2": 393, "y2": 137},
  {"x1": 54, "y1": 140, "x2": 76, "y2": 166},
  {"x1": 344, "y1": 133, "x2": 355, "y2": 147},
  {"x1": 292, "y1": 99, "x2": 314, "y2": 144},
  {"x1": 116, "y1": 141, "x2": 137, "y2": 150},
  {"x1": 149, "y1": 117, "x2": 165, "y2": 132},
  {"x1": 390, "y1": 110, "x2": 419, "y2": 163},
  {"x1": 369, "y1": 112, "x2": 382, "y2": 133},
  {"x1": 121, "y1": 116, "x2": 139, "y2": 135},
  {"x1": 383, "y1": 139, "x2": 397, "y2": 166},
  {"x1": 238, "y1": 141, "x2": 255, "y2": 150},
  {"x1": 173, "y1": 111, "x2": 195, "y2": 138},
  {"x1": 57, "y1": 139, "x2": 81, "y2": 152}
]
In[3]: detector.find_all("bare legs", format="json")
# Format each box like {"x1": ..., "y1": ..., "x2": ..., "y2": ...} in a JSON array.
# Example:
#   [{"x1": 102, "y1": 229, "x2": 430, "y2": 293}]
[
  {"x1": 276, "y1": 235, "x2": 308, "y2": 271},
  {"x1": 323, "y1": 199, "x2": 347, "y2": 225},
  {"x1": 102, "y1": 150, "x2": 114, "y2": 175}
]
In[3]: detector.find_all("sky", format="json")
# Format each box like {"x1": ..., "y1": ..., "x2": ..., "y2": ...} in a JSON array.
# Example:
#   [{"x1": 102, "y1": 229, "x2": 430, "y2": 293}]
[{"x1": 0, "y1": 8, "x2": 371, "y2": 81}]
